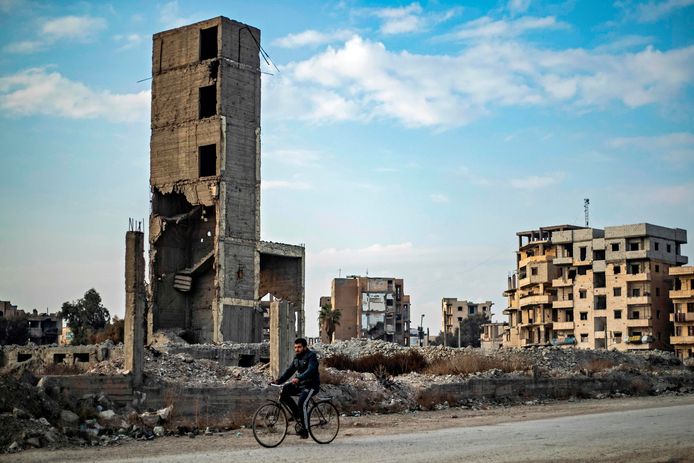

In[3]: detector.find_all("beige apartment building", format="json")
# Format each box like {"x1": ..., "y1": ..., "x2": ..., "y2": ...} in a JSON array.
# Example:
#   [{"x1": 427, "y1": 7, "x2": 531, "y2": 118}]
[
  {"x1": 481, "y1": 322, "x2": 507, "y2": 351},
  {"x1": 669, "y1": 266, "x2": 694, "y2": 360},
  {"x1": 321, "y1": 276, "x2": 411, "y2": 346},
  {"x1": 503, "y1": 223, "x2": 687, "y2": 350},
  {"x1": 441, "y1": 298, "x2": 493, "y2": 336}
]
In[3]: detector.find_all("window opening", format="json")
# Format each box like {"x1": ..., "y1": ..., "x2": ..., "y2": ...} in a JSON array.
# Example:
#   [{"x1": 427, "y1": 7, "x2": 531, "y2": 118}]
[
  {"x1": 199, "y1": 26, "x2": 218, "y2": 60},
  {"x1": 199, "y1": 84, "x2": 216, "y2": 118},
  {"x1": 199, "y1": 144, "x2": 217, "y2": 177}
]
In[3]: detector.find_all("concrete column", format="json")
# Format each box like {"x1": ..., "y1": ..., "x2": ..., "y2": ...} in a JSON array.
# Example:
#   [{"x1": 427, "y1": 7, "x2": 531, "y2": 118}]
[
  {"x1": 270, "y1": 300, "x2": 296, "y2": 379},
  {"x1": 124, "y1": 230, "x2": 145, "y2": 387}
]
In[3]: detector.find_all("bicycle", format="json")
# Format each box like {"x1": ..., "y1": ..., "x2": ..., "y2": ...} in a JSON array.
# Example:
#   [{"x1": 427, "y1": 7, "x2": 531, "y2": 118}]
[{"x1": 252, "y1": 383, "x2": 340, "y2": 447}]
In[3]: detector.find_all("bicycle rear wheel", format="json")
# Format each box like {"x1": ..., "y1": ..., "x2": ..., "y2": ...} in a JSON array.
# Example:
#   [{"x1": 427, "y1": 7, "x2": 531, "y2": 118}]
[
  {"x1": 252, "y1": 402, "x2": 288, "y2": 448},
  {"x1": 308, "y1": 401, "x2": 339, "y2": 444}
]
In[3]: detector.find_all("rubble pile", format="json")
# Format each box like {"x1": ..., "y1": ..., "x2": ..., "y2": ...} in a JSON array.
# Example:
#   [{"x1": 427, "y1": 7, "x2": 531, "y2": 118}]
[{"x1": 142, "y1": 348, "x2": 269, "y2": 387}]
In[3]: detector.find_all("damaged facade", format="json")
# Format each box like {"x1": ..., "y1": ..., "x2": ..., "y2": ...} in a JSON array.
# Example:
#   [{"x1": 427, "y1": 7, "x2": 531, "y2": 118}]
[
  {"x1": 669, "y1": 266, "x2": 694, "y2": 360},
  {"x1": 148, "y1": 17, "x2": 304, "y2": 344},
  {"x1": 503, "y1": 223, "x2": 688, "y2": 350},
  {"x1": 441, "y1": 298, "x2": 493, "y2": 337},
  {"x1": 322, "y1": 276, "x2": 412, "y2": 346}
]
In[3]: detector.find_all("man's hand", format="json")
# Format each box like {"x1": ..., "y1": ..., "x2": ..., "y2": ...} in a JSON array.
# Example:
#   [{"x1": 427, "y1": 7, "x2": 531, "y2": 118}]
[{"x1": 290, "y1": 377, "x2": 299, "y2": 385}]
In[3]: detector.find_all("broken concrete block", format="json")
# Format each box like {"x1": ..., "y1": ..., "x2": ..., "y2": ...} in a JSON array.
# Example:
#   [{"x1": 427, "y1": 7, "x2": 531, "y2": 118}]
[
  {"x1": 60, "y1": 410, "x2": 79, "y2": 426},
  {"x1": 153, "y1": 426, "x2": 165, "y2": 437}
]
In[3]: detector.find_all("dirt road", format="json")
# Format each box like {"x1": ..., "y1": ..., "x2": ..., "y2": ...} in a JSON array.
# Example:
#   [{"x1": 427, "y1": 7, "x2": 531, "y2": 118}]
[{"x1": 7, "y1": 394, "x2": 694, "y2": 463}]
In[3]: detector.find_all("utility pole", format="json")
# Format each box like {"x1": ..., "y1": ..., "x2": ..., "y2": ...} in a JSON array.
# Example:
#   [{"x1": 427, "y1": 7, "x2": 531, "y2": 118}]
[
  {"x1": 419, "y1": 314, "x2": 425, "y2": 347},
  {"x1": 458, "y1": 319, "x2": 462, "y2": 348}
]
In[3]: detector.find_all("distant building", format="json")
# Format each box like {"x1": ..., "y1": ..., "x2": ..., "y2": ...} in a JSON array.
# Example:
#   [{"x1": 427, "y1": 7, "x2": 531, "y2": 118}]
[
  {"x1": 27, "y1": 312, "x2": 62, "y2": 345},
  {"x1": 481, "y1": 322, "x2": 507, "y2": 351},
  {"x1": 321, "y1": 276, "x2": 411, "y2": 346},
  {"x1": 669, "y1": 266, "x2": 694, "y2": 360},
  {"x1": 441, "y1": 298, "x2": 493, "y2": 337},
  {"x1": 0, "y1": 301, "x2": 25, "y2": 319},
  {"x1": 503, "y1": 223, "x2": 688, "y2": 350}
]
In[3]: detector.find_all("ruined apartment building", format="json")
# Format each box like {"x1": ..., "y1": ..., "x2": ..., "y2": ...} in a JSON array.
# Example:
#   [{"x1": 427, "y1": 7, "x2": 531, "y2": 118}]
[
  {"x1": 148, "y1": 17, "x2": 304, "y2": 343},
  {"x1": 503, "y1": 223, "x2": 687, "y2": 350},
  {"x1": 321, "y1": 276, "x2": 411, "y2": 346},
  {"x1": 669, "y1": 266, "x2": 694, "y2": 360},
  {"x1": 441, "y1": 298, "x2": 493, "y2": 336}
]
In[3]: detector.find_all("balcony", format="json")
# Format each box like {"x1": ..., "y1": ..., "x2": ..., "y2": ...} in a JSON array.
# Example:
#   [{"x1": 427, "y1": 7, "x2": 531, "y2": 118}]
[
  {"x1": 625, "y1": 272, "x2": 651, "y2": 282},
  {"x1": 593, "y1": 260, "x2": 606, "y2": 272},
  {"x1": 625, "y1": 334, "x2": 653, "y2": 344},
  {"x1": 627, "y1": 295, "x2": 651, "y2": 305},
  {"x1": 670, "y1": 312, "x2": 694, "y2": 323},
  {"x1": 670, "y1": 335, "x2": 694, "y2": 344},
  {"x1": 553, "y1": 256, "x2": 573, "y2": 265},
  {"x1": 670, "y1": 289, "x2": 694, "y2": 299},
  {"x1": 624, "y1": 318, "x2": 652, "y2": 328},
  {"x1": 676, "y1": 255, "x2": 689, "y2": 265},
  {"x1": 552, "y1": 321, "x2": 575, "y2": 331},
  {"x1": 594, "y1": 330, "x2": 606, "y2": 339},
  {"x1": 573, "y1": 259, "x2": 593, "y2": 266},
  {"x1": 625, "y1": 249, "x2": 648, "y2": 260},
  {"x1": 593, "y1": 287, "x2": 606, "y2": 296},
  {"x1": 670, "y1": 266, "x2": 694, "y2": 276},
  {"x1": 552, "y1": 278, "x2": 573, "y2": 287},
  {"x1": 553, "y1": 300, "x2": 574, "y2": 309},
  {"x1": 551, "y1": 336, "x2": 577, "y2": 346},
  {"x1": 519, "y1": 294, "x2": 552, "y2": 307}
]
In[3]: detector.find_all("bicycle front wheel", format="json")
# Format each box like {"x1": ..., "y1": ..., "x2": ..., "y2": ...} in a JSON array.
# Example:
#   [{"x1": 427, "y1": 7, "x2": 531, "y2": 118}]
[
  {"x1": 308, "y1": 401, "x2": 339, "y2": 444},
  {"x1": 252, "y1": 402, "x2": 288, "y2": 448}
]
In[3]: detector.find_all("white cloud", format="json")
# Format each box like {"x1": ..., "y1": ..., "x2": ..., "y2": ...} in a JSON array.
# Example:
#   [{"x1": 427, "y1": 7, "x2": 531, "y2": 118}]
[
  {"x1": 429, "y1": 193, "x2": 449, "y2": 203},
  {"x1": 264, "y1": 36, "x2": 694, "y2": 128},
  {"x1": 262, "y1": 180, "x2": 313, "y2": 191},
  {"x1": 3, "y1": 40, "x2": 44, "y2": 53},
  {"x1": 114, "y1": 33, "x2": 146, "y2": 51},
  {"x1": 510, "y1": 172, "x2": 565, "y2": 189},
  {"x1": 608, "y1": 132, "x2": 694, "y2": 163},
  {"x1": 444, "y1": 16, "x2": 568, "y2": 40},
  {"x1": 374, "y1": 3, "x2": 424, "y2": 34},
  {"x1": 0, "y1": 67, "x2": 150, "y2": 122},
  {"x1": 159, "y1": 1, "x2": 198, "y2": 29},
  {"x1": 3, "y1": 15, "x2": 106, "y2": 53},
  {"x1": 41, "y1": 15, "x2": 106, "y2": 41},
  {"x1": 626, "y1": 0, "x2": 694, "y2": 23},
  {"x1": 369, "y1": 2, "x2": 459, "y2": 35},
  {"x1": 593, "y1": 34, "x2": 656, "y2": 53},
  {"x1": 273, "y1": 29, "x2": 355, "y2": 48},
  {"x1": 508, "y1": 0, "x2": 532, "y2": 15}
]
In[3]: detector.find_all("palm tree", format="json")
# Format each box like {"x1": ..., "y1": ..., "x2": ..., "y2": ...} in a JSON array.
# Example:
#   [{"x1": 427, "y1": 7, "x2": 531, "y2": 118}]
[{"x1": 318, "y1": 303, "x2": 341, "y2": 344}]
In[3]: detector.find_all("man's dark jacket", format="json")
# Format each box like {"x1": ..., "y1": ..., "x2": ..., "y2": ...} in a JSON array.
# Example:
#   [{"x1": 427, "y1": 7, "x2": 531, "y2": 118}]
[{"x1": 277, "y1": 349, "x2": 320, "y2": 388}]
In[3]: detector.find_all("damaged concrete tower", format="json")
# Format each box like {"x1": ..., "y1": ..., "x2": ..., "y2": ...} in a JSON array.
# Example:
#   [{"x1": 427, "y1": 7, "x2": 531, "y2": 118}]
[{"x1": 149, "y1": 17, "x2": 305, "y2": 343}]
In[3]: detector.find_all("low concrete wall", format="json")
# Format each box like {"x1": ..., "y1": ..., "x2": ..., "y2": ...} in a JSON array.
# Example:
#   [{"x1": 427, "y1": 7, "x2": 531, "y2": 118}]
[
  {"x1": 163, "y1": 344, "x2": 270, "y2": 367},
  {"x1": 41, "y1": 375, "x2": 133, "y2": 404},
  {"x1": 42, "y1": 371, "x2": 694, "y2": 428},
  {"x1": 1, "y1": 344, "x2": 112, "y2": 369}
]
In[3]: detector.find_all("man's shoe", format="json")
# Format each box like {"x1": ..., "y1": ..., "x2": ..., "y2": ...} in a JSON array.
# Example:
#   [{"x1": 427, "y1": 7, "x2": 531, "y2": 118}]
[{"x1": 298, "y1": 429, "x2": 309, "y2": 439}]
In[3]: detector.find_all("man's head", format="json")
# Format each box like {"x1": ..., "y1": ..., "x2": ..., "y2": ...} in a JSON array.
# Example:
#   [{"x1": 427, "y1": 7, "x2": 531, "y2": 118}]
[{"x1": 294, "y1": 337, "x2": 308, "y2": 354}]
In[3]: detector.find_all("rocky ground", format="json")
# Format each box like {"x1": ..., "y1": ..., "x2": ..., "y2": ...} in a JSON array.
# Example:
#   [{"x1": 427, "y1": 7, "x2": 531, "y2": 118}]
[{"x1": 1, "y1": 336, "x2": 693, "y2": 454}]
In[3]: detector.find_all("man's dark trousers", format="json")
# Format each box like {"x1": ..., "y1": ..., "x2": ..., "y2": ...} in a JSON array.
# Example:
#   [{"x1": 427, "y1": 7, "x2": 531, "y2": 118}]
[{"x1": 280, "y1": 383, "x2": 319, "y2": 430}]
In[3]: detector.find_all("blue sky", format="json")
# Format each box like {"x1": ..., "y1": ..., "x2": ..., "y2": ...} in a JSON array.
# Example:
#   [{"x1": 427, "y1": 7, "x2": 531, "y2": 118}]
[{"x1": 0, "y1": 0, "x2": 693, "y2": 337}]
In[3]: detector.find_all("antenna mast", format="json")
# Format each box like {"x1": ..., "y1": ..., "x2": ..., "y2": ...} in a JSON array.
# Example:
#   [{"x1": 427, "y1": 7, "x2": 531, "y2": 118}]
[{"x1": 584, "y1": 198, "x2": 590, "y2": 227}]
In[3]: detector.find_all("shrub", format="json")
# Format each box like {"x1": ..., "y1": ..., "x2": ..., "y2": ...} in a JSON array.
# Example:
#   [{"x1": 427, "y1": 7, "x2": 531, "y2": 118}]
[
  {"x1": 323, "y1": 350, "x2": 428, "y2": 376},
  {"x1": 425, "y1": 351, "x2": 530, "y2": 375}
]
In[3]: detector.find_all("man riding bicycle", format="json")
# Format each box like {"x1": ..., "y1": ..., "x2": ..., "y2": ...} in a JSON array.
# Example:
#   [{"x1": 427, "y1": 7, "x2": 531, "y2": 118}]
[{"x1": 272, "y1": 337, "x2": 320, "y2": 439}]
